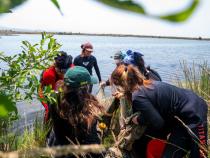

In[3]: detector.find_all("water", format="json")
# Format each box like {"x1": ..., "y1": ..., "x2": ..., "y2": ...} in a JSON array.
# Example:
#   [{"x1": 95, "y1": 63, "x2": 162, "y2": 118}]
[{"x1": 0, "y1": 34, "x2": 210, "y2": 118}]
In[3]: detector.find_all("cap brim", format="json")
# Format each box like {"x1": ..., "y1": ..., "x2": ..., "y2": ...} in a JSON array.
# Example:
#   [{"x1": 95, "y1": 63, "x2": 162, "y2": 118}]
[
  {"x1": 86, "y1": 48, "x2": 93, "y2": 52},
  {"x1": 90, "y1": 76, "x2": 98, "y2": 84}
]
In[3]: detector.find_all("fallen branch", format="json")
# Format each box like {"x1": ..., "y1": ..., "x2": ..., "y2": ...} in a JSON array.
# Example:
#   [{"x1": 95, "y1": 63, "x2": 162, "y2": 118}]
[{"x1": 0, "y1": 144, "x2": 105, "y2": 158}]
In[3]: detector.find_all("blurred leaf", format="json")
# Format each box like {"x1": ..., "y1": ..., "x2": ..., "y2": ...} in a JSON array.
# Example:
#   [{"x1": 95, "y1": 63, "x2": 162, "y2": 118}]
[
  {"x1": 51, "y1": 0, "x2": 63, "y2": 15},
  {"x1": 0, "y1": 0, "x2": 199, "y2": 22},
  {"x1": 0, "y1": 0, "x2": 27, "y2": 13},
  {"x1": 0, "y1": 94, "x2": 17, "y2": 119},
  {"x1": 96, "y1": 0, "x2": 200, "y2": 22},
  {"x1": 96, "y1": 0, "x2": 145, "y2": 14},
  {"x1": 159, "y1": 0, "x2": 199, "y2": 22}
]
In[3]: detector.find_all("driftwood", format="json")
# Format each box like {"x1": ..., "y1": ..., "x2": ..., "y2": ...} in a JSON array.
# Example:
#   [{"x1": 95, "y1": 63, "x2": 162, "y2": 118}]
[{"x1": 0, "y1": 144, "x2": 105, "y2": 158}]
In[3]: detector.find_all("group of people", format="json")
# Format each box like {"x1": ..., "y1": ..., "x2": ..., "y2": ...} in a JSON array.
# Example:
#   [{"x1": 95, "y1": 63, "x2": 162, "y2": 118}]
[{"x1": 38, "y1": 42, "x2": 208, "y2": 158}]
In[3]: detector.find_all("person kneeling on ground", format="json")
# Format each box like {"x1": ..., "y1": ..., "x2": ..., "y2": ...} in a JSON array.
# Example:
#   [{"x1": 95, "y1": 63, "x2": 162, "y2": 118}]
[
  {"x1": 38, "y1": 51, "x2": 73, "y2": 122},
  {"x1": 47, "y1": 66, "x2": 104, "y2": 158},
  {"x1": 111, "y1": 64, "x2": 207, "y2": 158}
]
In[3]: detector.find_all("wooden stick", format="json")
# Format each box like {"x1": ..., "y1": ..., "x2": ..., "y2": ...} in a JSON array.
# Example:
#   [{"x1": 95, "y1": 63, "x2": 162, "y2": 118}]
[{"x1": 0, "y1": 144, "x2": 105, "y2": 158}]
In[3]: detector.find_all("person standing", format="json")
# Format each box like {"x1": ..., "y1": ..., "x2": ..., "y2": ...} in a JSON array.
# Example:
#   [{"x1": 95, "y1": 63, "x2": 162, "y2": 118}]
[
  {"x1": 38, "y1": 51, "x2": 73, "y2": 122},
  {"x1": 74, "y1": 42, "x2": 102, "y2": 93}
]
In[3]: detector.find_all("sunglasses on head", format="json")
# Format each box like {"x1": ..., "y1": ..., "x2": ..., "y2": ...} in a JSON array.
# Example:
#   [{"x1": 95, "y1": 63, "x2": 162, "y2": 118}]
[{"x1": 85, "y1": 49, "x2": 93, "y2": 53}]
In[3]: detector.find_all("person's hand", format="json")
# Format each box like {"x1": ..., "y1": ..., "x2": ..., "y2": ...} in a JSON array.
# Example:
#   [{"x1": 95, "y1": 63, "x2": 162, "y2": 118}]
[
  {"x1": 132, "y1": 116, "x2": 139, "y2": 125},
  {"x1": 99, "y1": 81, "x2": 106, "y2": 88},
  {"x1": 112, "y1": 91, "x2": 124, "y2": 99}
]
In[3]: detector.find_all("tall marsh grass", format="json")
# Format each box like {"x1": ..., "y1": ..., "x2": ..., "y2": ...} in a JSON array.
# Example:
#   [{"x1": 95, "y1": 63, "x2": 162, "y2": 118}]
[
  {"x1": 176, "y1": 61, "x2": 210, "y2": 156},
  {"x1": 0, "y1": 116, "x2": 50, "y2": 157},
  {"x1": 17, "y1": 118, "x2": 50, "y2": 151},
  {"x1": 176, "y1": 61, "x2": 210, "y2": 102}
]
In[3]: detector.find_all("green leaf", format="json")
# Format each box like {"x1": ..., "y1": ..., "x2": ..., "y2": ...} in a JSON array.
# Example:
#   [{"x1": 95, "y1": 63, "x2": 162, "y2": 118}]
[
  {"x1": 159, "y1": 0, "x2": 199, "y2": 22},
  {"x1": 22, "y1": 40, "x2": 29, "y2": 47},
  {"x1": 0, "y1": 94, "x2": 17, "y2": 119},
  {"x1": 96, "y1": 0, "x2": 199, "y2": 22},
  {"x1": 51, "y1": 0, "x2": 63, "y2": 15},
  {"x1": 0, "y1": 0, "x2": 27, "y2": 13},
  {"x1": 96, "y1": 0, "x2": 145, "y2": 14},
  {"x1": 48, "y1": 38, "x2": 55, "y2": 50}
]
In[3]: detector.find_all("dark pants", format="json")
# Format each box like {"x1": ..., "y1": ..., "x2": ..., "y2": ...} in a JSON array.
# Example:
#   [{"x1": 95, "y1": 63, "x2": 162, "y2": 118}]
[{"x1": 162, "y1": 123, "x2": 207, "y2": 158}]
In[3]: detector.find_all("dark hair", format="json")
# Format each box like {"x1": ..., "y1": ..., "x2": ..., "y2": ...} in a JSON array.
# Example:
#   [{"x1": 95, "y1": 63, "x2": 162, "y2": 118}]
[
  {"x1": 55, "y1": 51, "x2": 73, "y2": 69},
  {"x1": 59, "y1": 85, "x2": 103, "y2": 131},
  {"x1": 133, "y1": 52, "x2": 147, "y2": 77}
]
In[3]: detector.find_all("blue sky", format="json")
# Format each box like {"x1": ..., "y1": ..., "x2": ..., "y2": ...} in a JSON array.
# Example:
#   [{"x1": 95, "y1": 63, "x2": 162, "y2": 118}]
[{"x1": 0, "y1": 0, "x2": 209, "y2": 38}]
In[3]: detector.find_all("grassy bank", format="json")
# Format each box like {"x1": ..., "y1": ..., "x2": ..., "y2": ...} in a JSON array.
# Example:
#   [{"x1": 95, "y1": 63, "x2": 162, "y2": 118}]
[{"x1": 175, "y1": 61, "x2": 210, "y2": 156}]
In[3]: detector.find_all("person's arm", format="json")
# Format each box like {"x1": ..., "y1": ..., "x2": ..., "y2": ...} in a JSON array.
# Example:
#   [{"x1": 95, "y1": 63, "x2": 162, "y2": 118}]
[
  {"x1": 93, "y1": 58, "x2": 102, "y2": 82},
  {"x1": 38, "y1": 84, "x2": 49, "y2": 109},
  {"x1": 38, "y1": 72, "x2": 55, "y2": 122},
  {"x1": 132, "y1": 96, "x2": 165, "y2": 130},
  {"x1": 99, "y1": 79, "x2": 110, "y2": 88}
]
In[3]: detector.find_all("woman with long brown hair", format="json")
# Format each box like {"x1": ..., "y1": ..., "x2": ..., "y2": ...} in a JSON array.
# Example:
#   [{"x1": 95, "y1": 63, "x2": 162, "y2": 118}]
[
  {"x1": 111, "y1": 64, "x2": 207, "y2": 158},
  {"x1": 47, "y1": 66, "x2": 104, "y2": 158}
]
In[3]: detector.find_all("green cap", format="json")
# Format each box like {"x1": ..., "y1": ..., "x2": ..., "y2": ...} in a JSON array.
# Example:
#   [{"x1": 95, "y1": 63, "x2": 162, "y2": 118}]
[{"x1": 64, "y1": 66, "x2": 98, "y2": 88}]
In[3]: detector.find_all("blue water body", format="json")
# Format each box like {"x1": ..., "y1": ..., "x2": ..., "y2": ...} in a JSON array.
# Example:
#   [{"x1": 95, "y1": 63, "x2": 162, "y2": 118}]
[{"x1": 0, "y1": 34, "x2": 210, "y2": 115}]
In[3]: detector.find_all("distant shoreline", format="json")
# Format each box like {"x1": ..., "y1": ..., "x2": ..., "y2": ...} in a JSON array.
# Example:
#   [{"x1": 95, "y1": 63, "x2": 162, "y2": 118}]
[{"x1": 0, "y1": 30, "x2": 210, "y2": 41}]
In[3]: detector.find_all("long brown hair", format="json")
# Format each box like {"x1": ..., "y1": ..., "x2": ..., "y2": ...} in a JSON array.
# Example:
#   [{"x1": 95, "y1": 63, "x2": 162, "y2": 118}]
[
  {"x1": 59, "y1": 85, "x2": 103, "y2": 131},
  {"x1": 111, "y1": 64, "x2": 152, "y2": 93}
]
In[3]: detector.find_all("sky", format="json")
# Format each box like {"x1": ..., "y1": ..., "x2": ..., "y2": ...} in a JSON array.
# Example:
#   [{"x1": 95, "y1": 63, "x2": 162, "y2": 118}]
[{"x1": 0, "y1": 0, "x2": 210, "y2": 38}]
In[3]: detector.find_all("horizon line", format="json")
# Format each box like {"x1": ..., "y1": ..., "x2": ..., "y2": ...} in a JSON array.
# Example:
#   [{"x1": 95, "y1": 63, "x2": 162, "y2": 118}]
[{"x1": 0, "y1": 29, "x2": 210, "y2": 41}]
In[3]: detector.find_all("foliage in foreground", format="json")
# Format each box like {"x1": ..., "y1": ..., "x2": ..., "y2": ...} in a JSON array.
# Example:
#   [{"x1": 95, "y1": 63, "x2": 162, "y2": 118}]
[
  {"x1": 0, "y1": 0, "x2": 200, "y2": 22},
  {"x1": 0, "y1": 33, "x2": 61, "y2": 118},
  {"x1": 0, "y1": 33, "x2": 61, "y2": 154}
]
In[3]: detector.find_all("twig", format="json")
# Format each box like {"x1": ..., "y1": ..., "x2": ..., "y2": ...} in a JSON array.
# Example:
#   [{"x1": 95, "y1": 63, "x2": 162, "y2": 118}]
[{"x1": 0, "y1": 144, "x2": 105, "y2": 158}]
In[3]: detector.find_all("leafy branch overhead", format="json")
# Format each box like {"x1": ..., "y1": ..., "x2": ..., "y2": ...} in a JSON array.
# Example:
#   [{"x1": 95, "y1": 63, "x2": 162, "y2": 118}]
[
  {"x1": 0, "y1": 33, "x2": 61, "y2": 119},
  {"x1": 0, "y1": 0, "x2": 62, "y2": 14},
  {"x1": 0, "y1": 0, "x2": 200, "y2": 22},
  {"x1": 95, "y1": 0, "x2": 200, "y2": 22},
  {"x1": 0, "y1": 0, "x2": 26, "y2": 13}
]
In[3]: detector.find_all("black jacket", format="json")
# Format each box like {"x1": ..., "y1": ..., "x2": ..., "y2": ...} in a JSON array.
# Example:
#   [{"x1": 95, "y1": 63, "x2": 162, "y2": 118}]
[
  {"x1": 47, "y1": 101, "x2": 102, "y2": 158},
  {"x1": 74, "y1": 55, "x2": 101, "y2": 82},
  {"x1": 132, "y1": 81, "x2": 207, "y2": 131},
  {"x1": 48, "y1": 102, "x2": 100, "y2": 145}
]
